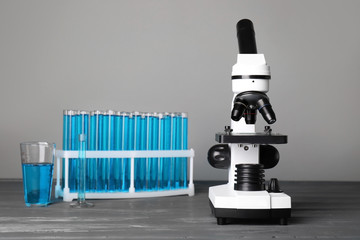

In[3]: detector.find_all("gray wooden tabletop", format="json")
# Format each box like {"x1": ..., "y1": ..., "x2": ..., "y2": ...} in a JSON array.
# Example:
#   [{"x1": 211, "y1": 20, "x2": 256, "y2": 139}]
[{"x1": 0, "y1": 180, "x2": 359, "y2": 239}]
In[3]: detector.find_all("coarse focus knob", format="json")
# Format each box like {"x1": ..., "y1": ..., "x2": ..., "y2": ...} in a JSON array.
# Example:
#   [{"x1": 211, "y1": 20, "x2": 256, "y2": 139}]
[{"x1": 208, "y1": 144, "x2": 231, "y2": 169}]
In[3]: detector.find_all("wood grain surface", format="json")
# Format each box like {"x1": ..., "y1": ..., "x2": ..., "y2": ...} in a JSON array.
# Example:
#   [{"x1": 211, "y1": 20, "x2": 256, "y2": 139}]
[{"x1": 0, "y1": 181, "x2": 359, "y2": 239}]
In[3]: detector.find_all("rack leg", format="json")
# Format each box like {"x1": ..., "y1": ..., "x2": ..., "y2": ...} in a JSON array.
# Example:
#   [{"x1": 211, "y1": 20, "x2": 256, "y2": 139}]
[
  {"x1": 129, "y1": 157, "x2": 135, "y2": 193},
  {"x1": 188, "y1": 153, "x2": 195, "y2": 196}
]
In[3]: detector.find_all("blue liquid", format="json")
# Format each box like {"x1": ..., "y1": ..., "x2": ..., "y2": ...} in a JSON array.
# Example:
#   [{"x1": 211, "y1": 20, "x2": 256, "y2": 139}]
[
  {"x1": 148, "y1": 115, "x2": 159, "y2": 190},
  {"x1": 160, "y1": 114, "x2": 171, "y2": 190},
  {"x1": 135, "y1": 114, "x2": 147, "y2": 191},
  {"x1": 62, "y1": 113, "x2": 70, "y2": 188},
  {"x1": 140, "y1": 115, "x2": 147, "y2": 190},
  {"x1": 172, "y1": 114, "x2": 182, "y2": 189},
  {"x1": 122, "y1": 114, "x2": 132, "y2": 191},
  {"x1": 110, "y1": 114, "x2": 123, "y2": 191},
  {"x1": 181, "y1": 115, "x2": 188, "y2": 188},
  {"x1": 69, "y1": 113, "x2": 88, "y2": 192},
  {"x1": 69, "y1": 114, "x2": 78, "y2": 192},
  {"x1": 22, "y1": 163, "x2": 54, "y2": 206},
  {"x1": 89, "y1": 114, "x2": 98, "y2": 192},
  {"x1": 108, "y1": 113, "x2": 117, "y2": 192},
  {"x1": 98, "y1": 113, "x2": 109, "y2": 191},
  {"x1": 81, "y1": 113, "x2": 89, "y2": 191}
]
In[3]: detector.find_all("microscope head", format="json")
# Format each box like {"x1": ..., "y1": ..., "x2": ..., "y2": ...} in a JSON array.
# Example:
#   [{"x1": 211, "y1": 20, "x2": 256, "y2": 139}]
[
  {"x1": 231, "y1": 19, "x2": 276, "y2": 125},
  {"x1": 232, "y1": 19, "x2": 271, "y2": 94}
]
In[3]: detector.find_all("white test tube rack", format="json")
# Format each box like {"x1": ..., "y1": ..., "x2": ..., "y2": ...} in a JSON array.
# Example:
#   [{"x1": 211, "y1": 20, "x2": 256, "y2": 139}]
[{"x1": 55, "y1": 149, "x2": 195, "y2": 202}]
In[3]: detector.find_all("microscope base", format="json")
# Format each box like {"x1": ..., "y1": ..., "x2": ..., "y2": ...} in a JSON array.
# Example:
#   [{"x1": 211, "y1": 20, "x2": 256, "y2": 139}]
[{"x1": 209, "y1": 184, "x2": 291, "y2": 225}]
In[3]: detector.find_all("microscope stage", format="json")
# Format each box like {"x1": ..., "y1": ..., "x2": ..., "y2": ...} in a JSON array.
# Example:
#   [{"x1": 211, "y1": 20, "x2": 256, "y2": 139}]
[{"x1": 216, "y1": 132, "x2": 287, "y2": 144}]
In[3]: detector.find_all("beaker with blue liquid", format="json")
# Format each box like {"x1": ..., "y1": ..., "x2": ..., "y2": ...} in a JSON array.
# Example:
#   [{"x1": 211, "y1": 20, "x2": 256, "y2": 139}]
[{"x1": 20, "y1": 142, "x2": 55, "y2": 207}]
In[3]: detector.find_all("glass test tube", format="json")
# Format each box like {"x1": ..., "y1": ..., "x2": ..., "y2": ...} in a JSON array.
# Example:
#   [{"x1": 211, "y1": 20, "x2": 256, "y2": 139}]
[
  {"x1": 171, "y1": 113, "x2": 181, "y2": 189},
  {"x1": 146, "y1": 113, "x2": 152, "y2": 190},
  {"x1": 107, "y1": 110, "x2": 115, "y2": 192},
  {"x1": 62, "y1": 110, "x2": 71, "y2": 189},
  {"x1": 101, "y1": 111, "x2": 111, "y2": 191},
  {"x1": 140, "y1": 113, "x2": 147, "y2": 191},
  {"x1": 70, "y1": 133, "x2": 94, "y2": 208},
  {"x1": 75, "y1": 111, "x2": 84, "y2": 191},
  {"x1": 122, "y1": 112, "x2": 133, "y2": 191},
  {"x1": 78, "y1": 134, "x2": 87, "y2": 202},
  {"x1": 181, "y1": 112, "x2": 188, "y2": 188},
  {"x1": 160, "y1": 112, "x2": 171, "y2": 190},
  {"x1": 89, "y1": 110, "x2": 100, "y2": 192},
  {"x1": 134, "y1": 112, "x2": 140, "y2": 191},
  {"x1": 148, "y1": 113, "x2": 159, "y2": 190},
  {"x1": 110, "y1": 111, "x2": 123, "y2": 191},
  {"x1": 69, "y1": 111, "x2": 79, "y2": 192},
  {"x1": 134, "y1": 112, "x2": 147, "y2": 191},
  {"x1": 79, "y1": 111, "x2": 89, "y2": 191},
  {"x1": 96, "y1": 111, "x2": 104, "y2": 191}
]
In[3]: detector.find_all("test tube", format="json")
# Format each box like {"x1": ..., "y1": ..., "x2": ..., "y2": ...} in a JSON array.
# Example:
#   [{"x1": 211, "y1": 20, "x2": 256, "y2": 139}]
[
  {"x1": 134, "y1": 112, "x2": 140, "y2": 191},
  {"x1": 181, "y1": 112, "x2": 188, "y2": 188},
  {"x1": 70, "y1": 134, "x2": 94, "y2": 208},
  {"x1": 79, "y1": 111, "x2": 89, "y2": 191},
  {"x1": 102, "y1": 111, "x2": 111, "y2": 191},
  {"x1": 89, "y1": 110, "x2": 100, "y2": 192},
  {"x1": 134, "y1": 112, "x2": 147, "y2": 191},
  {"x1": 96, "y1": 111, "x2": 104, "y2": 191},
  {"x1": 62, "y1": 110, "x2": 71, "y2": 189},
  {"x1": 78, "y1": 134, "x2": 87, "y2": 203},
  {"x1": 111, "y1": 111, "x2": 123, "y2": 191},
  {"x1": 69, "y1": 110, "x2": 79, "y2": 192},
  {"x1": 159, "y1": 112, "x2": 171, "y2": 190},
  {"x1": 140, "y1": 113, "x2": 148, "y2": 191},
  {"x1": 171, "y1": 113, "x2": 182, "y2": 189},
  {"x1": 146, "y1": 113, "x2": 152, "y2": 190},
  {"x1": 122, "y1": 112, "x2": 133, "y2": 191},
  {"x1": 107, "y1": 110, "x2": 116, "y2": 192},
  {"x1": 71, "y1": 111, "x2": 88, "y2": 191},
  {"x1": 148, "y1": 113, "x2": 159, "y2": 190}
]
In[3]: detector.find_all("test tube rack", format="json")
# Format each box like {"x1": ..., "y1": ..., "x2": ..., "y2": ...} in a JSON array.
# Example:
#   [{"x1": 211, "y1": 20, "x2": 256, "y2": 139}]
[
  {"x1": 57, "y1": 110, "x2": 194, "y2": 201},
  {"x1": 55, "y1": 149, "x2": 195, "y2": 201}
]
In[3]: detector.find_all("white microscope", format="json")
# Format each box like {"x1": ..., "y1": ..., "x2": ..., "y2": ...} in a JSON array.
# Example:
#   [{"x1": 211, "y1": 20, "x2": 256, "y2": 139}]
[{"x1": 208, "y1": 19, "x2": 291, "y2": 225}]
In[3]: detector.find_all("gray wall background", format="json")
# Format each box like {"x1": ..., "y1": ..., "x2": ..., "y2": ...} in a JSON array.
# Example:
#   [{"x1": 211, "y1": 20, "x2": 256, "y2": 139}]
[{"x1": 1, "y1": 0, "x2": 360, "y2": 181}]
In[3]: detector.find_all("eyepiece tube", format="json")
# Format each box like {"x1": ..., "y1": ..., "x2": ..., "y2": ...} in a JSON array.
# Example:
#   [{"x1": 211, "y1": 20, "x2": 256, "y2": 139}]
[{"x1": 237, "y1": 19, "x2": 257, "y2": 54}]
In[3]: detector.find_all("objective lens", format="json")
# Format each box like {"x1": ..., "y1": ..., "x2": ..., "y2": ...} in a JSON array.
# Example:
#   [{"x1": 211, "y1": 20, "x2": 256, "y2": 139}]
[
  {"x1": 231, "y1": 102, "x2": 247, "y2": 121},
  {"x1": 259, "y1": 105, "x2": 276, "y2": 124},
  {"x1": 244, "y1": 109, "x2": 257, "y2": 124}
]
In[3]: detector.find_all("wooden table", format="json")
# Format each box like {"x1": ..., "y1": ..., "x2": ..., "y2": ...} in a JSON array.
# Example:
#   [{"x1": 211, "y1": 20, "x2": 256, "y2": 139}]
[{"x1": 0, "y1": 180, "x2": 359, "y2": 239}]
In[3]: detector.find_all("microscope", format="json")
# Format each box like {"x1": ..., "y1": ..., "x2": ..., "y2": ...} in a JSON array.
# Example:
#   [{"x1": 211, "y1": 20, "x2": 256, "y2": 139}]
[{"x1": 208, "y1": 19, "x2": 291, "y2": 225}]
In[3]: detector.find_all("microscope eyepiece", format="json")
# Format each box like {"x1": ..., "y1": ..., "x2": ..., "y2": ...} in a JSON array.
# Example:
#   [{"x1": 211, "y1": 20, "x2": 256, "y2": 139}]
[{"x1": 237, "y1": 19, "x2": 257, "y2": 54}]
